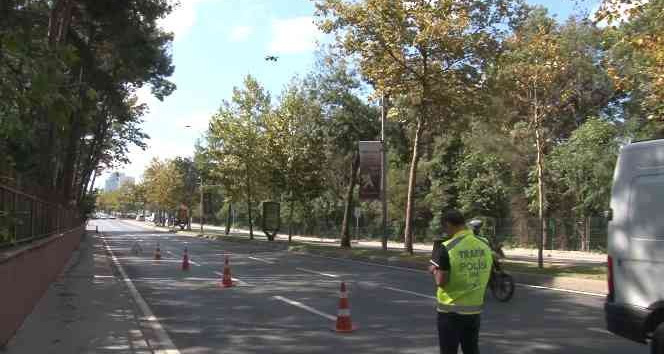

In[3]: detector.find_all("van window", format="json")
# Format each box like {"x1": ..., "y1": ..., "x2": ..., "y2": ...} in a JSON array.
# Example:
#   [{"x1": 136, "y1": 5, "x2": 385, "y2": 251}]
[{"x1": 630, "y1": 174, "x2": 664, "y2": 239}]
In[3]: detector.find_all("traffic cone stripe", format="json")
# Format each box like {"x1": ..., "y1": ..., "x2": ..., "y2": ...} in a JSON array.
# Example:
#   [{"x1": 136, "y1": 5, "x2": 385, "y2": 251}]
[
  {"x1": 154, "y1": 244, "x2": 162, "y2": 260},
  {"x1": 181, "y1": 248, "x2": 190, "y2": 271},
  {"x1": 220, "y1": 255, "x2": 235, "y2": 288},
  {"x1": 334, "y1": 281, "x2": 355, "y2": 333}
]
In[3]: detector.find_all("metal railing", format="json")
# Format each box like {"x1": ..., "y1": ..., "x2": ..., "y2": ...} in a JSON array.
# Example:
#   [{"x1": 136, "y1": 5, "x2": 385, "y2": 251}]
[{"x1": 0, "y1": 184, "x2": 82, "y2": 248}]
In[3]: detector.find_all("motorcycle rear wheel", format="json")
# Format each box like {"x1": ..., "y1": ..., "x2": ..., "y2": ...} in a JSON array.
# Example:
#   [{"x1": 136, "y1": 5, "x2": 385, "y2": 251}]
[{"x1": 491, "y1": 273, "x2": 515, "y2": 302}]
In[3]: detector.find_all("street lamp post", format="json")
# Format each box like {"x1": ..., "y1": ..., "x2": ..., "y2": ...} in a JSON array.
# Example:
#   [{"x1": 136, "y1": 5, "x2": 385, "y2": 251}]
[
  {"x1": 199, "y1": 177, "x2": 204, "y2": 235},
  {"x1": 381, "y1": 93, "x2": 389, "y2": 251},
  {"x1": 198, "y1": 177, "x2": 224, "y2": 236}
]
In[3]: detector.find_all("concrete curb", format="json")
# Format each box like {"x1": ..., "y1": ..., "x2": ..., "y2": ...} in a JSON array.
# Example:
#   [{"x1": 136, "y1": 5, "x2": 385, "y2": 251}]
[{"x1": 510, "y1": 272, "x2": 606, "y2": 295}]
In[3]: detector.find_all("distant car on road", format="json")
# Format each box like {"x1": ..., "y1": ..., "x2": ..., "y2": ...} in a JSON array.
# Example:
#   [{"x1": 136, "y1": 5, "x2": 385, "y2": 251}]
[
  {"x1": 109, "y1": 215, "x2": 116, "y2": 219},
  {"x1": 136, "y1": 215, "x2": 145, "y2": 221},
  {"x1": 605, "y1": 138, "x2": 664, "y2": 354}
]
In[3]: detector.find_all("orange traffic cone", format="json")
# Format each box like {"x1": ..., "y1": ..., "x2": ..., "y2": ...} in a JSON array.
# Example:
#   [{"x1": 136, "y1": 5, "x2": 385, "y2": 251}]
[
  {"x1": 154, "y1": 243, "x2": 162, "y2": 260},
  {"x1": 181, "y1": 247, "x2": 190, "y2": 271},
  {"x1": 220, "y1": 255, "x2": 234, "y2": 288},
  {"x1": 335, "y1": 282, "x2": 356, "y2": 332}
]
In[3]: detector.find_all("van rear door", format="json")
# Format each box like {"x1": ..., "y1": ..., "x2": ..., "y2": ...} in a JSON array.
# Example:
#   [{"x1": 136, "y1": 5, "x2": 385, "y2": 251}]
[{"x1": 611, "y1": 142, "x2": 664, "y2": 308}]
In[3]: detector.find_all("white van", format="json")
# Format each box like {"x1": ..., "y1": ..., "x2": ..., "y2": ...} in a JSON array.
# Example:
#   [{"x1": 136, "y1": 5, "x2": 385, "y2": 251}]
[{"x1": 606, "y1": 139, "x2": 664, "y2": 354}]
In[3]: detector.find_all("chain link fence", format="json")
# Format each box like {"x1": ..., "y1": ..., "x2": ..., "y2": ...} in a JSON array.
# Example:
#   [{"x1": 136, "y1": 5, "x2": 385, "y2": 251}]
[{"x1": 0, "y1": 184, "x2": 82, "y2": 248}]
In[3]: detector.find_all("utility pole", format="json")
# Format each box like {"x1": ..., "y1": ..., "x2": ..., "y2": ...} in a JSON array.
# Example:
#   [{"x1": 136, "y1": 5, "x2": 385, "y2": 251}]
[
  {"x1": 199, "y1": 177, "x2": 204, "y2": 235},
  {"x1": 381, "y1": 93, "x2": 388, "y2": 251}
]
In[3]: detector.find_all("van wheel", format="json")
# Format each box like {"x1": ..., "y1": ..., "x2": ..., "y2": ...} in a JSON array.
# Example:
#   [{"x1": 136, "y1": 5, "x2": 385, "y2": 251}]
[{"x1": 653, "y1": 322, "x2": 664, "y2": 354}]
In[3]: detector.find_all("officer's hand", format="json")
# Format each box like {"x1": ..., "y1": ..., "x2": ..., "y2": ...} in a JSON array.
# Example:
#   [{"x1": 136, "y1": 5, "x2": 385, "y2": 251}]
[{"x1": 428, "y1": 265, "x2": 438, "y2": 274}]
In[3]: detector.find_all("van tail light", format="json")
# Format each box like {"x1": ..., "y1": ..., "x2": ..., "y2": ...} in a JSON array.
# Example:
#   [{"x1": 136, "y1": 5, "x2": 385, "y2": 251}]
[{"x1": 607, "y1": 256, "x2": 615, "y2": 301}]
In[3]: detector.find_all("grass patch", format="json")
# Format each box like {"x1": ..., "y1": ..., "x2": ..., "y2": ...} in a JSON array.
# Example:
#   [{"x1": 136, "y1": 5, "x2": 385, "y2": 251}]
[
  {"x1": 185, "y1": 230, "x2": 607, "y2": 281},
  {"x1": 289, "y1": 243, "x2": 606, "y2": 281},
  {"x1": 502, "y1": 261, "x2": 606, "y2": 281}
]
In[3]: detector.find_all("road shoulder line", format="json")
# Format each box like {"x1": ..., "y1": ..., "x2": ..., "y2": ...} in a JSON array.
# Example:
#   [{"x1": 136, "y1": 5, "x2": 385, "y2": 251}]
[
  {"x1": 517, "y1": 283, "x2": 605, "y2": 297},
  {"x1": 383, "y1": 286, "x2": 436, "y2": 300},
  {"x1": 272, "y1": 296, "x2": 337, "y2": 321},
  {"x1": 101, "y1": 235, "x2": 181, "y2": 354},
  {"x1": 165, "y1": 250, "x2": 201, "y2": 266},
  {"x1": 296, "y1": 267, "x2": 339, "y2": 278},
  {"x1": 248, "y1": 256, "x2": 275, "y2": 264},
  {"x1": 213, "y1": 271, "x2": 250, "y2": 286}
]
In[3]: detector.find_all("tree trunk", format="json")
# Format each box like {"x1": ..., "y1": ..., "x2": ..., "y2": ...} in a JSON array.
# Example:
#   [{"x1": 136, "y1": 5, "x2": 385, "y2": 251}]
[
  {"x1": 60, "y1": 66, "x2": 85, "y2": 204},
  {"x1": 340, "y1": 152, "x2": 360, "y2": 248},
  {"x1": 225, "y1": 202, "x2": 232, "y2": 235},
  {"x1": 403, "y1": 118, "x2": 424, "y2": 255},
  {"x1": 584, "y1": 216, "x2": 591, "y2": 251},
  {"x1": 535, "y1": 126, "x2": 547, "y2": 268},
  {"x1": 288, "y1": 199, "x2": 294, "y2": 243},
  {"x1": 186, "y1": 205, "x2": 192, "y2": 231},
  {"x1": 61, "y1": 114, "x2": 81, "y2": 204},
  {"x1": 247, "y1": 184, "x2": 254, "y2": 240},
  {"x1": 88, "y1": 172, "x2": 96, "y2": 193}
]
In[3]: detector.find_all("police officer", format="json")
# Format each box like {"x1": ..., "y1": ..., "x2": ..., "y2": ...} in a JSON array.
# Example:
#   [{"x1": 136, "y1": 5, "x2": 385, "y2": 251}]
[{"x1": 429, "y1": 210, "x2": 493, "y2": 354}]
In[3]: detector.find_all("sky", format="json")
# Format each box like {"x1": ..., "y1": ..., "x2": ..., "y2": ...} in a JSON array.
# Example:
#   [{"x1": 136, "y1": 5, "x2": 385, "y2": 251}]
[{"x1": 97, "y1": 0, "x2": 601, "y2": 188}]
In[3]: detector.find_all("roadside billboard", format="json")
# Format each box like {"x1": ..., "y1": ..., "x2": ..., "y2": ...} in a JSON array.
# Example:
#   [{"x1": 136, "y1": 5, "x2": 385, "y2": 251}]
[{"x1": 359, "y1": 141, "x2": 383, "y2": 200}]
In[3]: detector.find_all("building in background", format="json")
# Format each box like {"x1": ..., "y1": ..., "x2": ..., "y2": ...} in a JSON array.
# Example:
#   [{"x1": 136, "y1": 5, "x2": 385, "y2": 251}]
[{"x1": 104, "y1": 172, "x2": 135, "y2": 192}]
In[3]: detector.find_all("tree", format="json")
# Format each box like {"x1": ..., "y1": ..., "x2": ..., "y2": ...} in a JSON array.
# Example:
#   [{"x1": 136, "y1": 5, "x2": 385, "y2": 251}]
[
  {"x1": 456, "y1": 150, "x2": 511, "y2": 219},
  {"x1": 143, "y1": 158, "x2": 184, "y2": 225},
  {"x1": 207, "y1": 75, "x2": 271, "y2": 240},
  {"x1": 601, "y1": 0, "x2": 664, "y2": 136},
  {"x1": 172, "y1": 157, "x2": 199, "y2": 230},
  {"x1": 265, "y1": 82, "x2": 327, "y2": 241},
  {"x1": 132, "y1": 182, "x2": 148, "y2": 216},
  {"x1": 0, "y1": 0, "x2": 175, "y2": 210},
  {"x1": 492, "y1": 8, "x2": 614, "y2": 266},
  {"x1": 548, "y1": 117, "x2": 619, "y2": 250},
  {"x1": 306, "y1": 53, "x2": 380, "y2": 248},
  {"x1": 96, "y1": 190, "x2": 120, "y2": 213},
  {"x1": 315, "y1": 0, "x2": 523, "y2": 253}
]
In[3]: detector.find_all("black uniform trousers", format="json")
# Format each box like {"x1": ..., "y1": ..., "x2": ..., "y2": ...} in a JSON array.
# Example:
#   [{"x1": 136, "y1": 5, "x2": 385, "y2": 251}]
[{"x1": 437, "y1": 311, "x2": 481, "y2": 354}]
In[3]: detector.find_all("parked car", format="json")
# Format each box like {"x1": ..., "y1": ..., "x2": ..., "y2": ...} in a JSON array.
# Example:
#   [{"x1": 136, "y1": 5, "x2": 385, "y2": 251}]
[
  {"x1": 605, "y1": 138, "x2": 664, "y2": 354},
  {"x1": 136, "y1": 215, "x2": 145, "y2": 221}
]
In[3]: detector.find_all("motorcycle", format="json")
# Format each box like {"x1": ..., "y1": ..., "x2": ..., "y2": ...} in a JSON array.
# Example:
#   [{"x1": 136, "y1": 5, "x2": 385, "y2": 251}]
[
  {"x1": 468, "y1": 219, "x2": 515, "y2": 302},
  {"x1": 175, "y1": 218, "x2": 187, "y2": 230}
]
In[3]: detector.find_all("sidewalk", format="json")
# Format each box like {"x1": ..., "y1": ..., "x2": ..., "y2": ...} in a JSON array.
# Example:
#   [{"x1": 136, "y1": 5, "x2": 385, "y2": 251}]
[
  {"x1": 3, "y1": 229, "x2": 152, "y2": 354},
  {"x1": 185, "y1": 222, "x2": 606, "y2": 266}
]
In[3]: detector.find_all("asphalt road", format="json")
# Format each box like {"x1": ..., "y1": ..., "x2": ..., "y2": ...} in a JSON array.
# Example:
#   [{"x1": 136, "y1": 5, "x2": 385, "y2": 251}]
[{"x1": 91, "y1": 219, "x2": 646, "y2": 354}]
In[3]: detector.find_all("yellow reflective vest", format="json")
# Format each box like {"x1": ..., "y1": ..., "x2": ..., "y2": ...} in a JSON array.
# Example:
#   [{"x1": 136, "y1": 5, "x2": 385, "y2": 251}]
[{"x1": 436, "y1": 229, "x2": 493, "y2": 314}]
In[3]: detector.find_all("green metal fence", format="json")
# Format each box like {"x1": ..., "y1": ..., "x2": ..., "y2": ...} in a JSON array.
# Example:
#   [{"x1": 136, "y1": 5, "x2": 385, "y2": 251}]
[
  {"x1": 197, "y1": 198, "x2": 609, "y2": 252},
  {"x1": 0, "y1": 184, "x2": 82, "y2": 248},
  {"x1": 469, "y1": 217, "x2": 608, "y2": 252}
]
